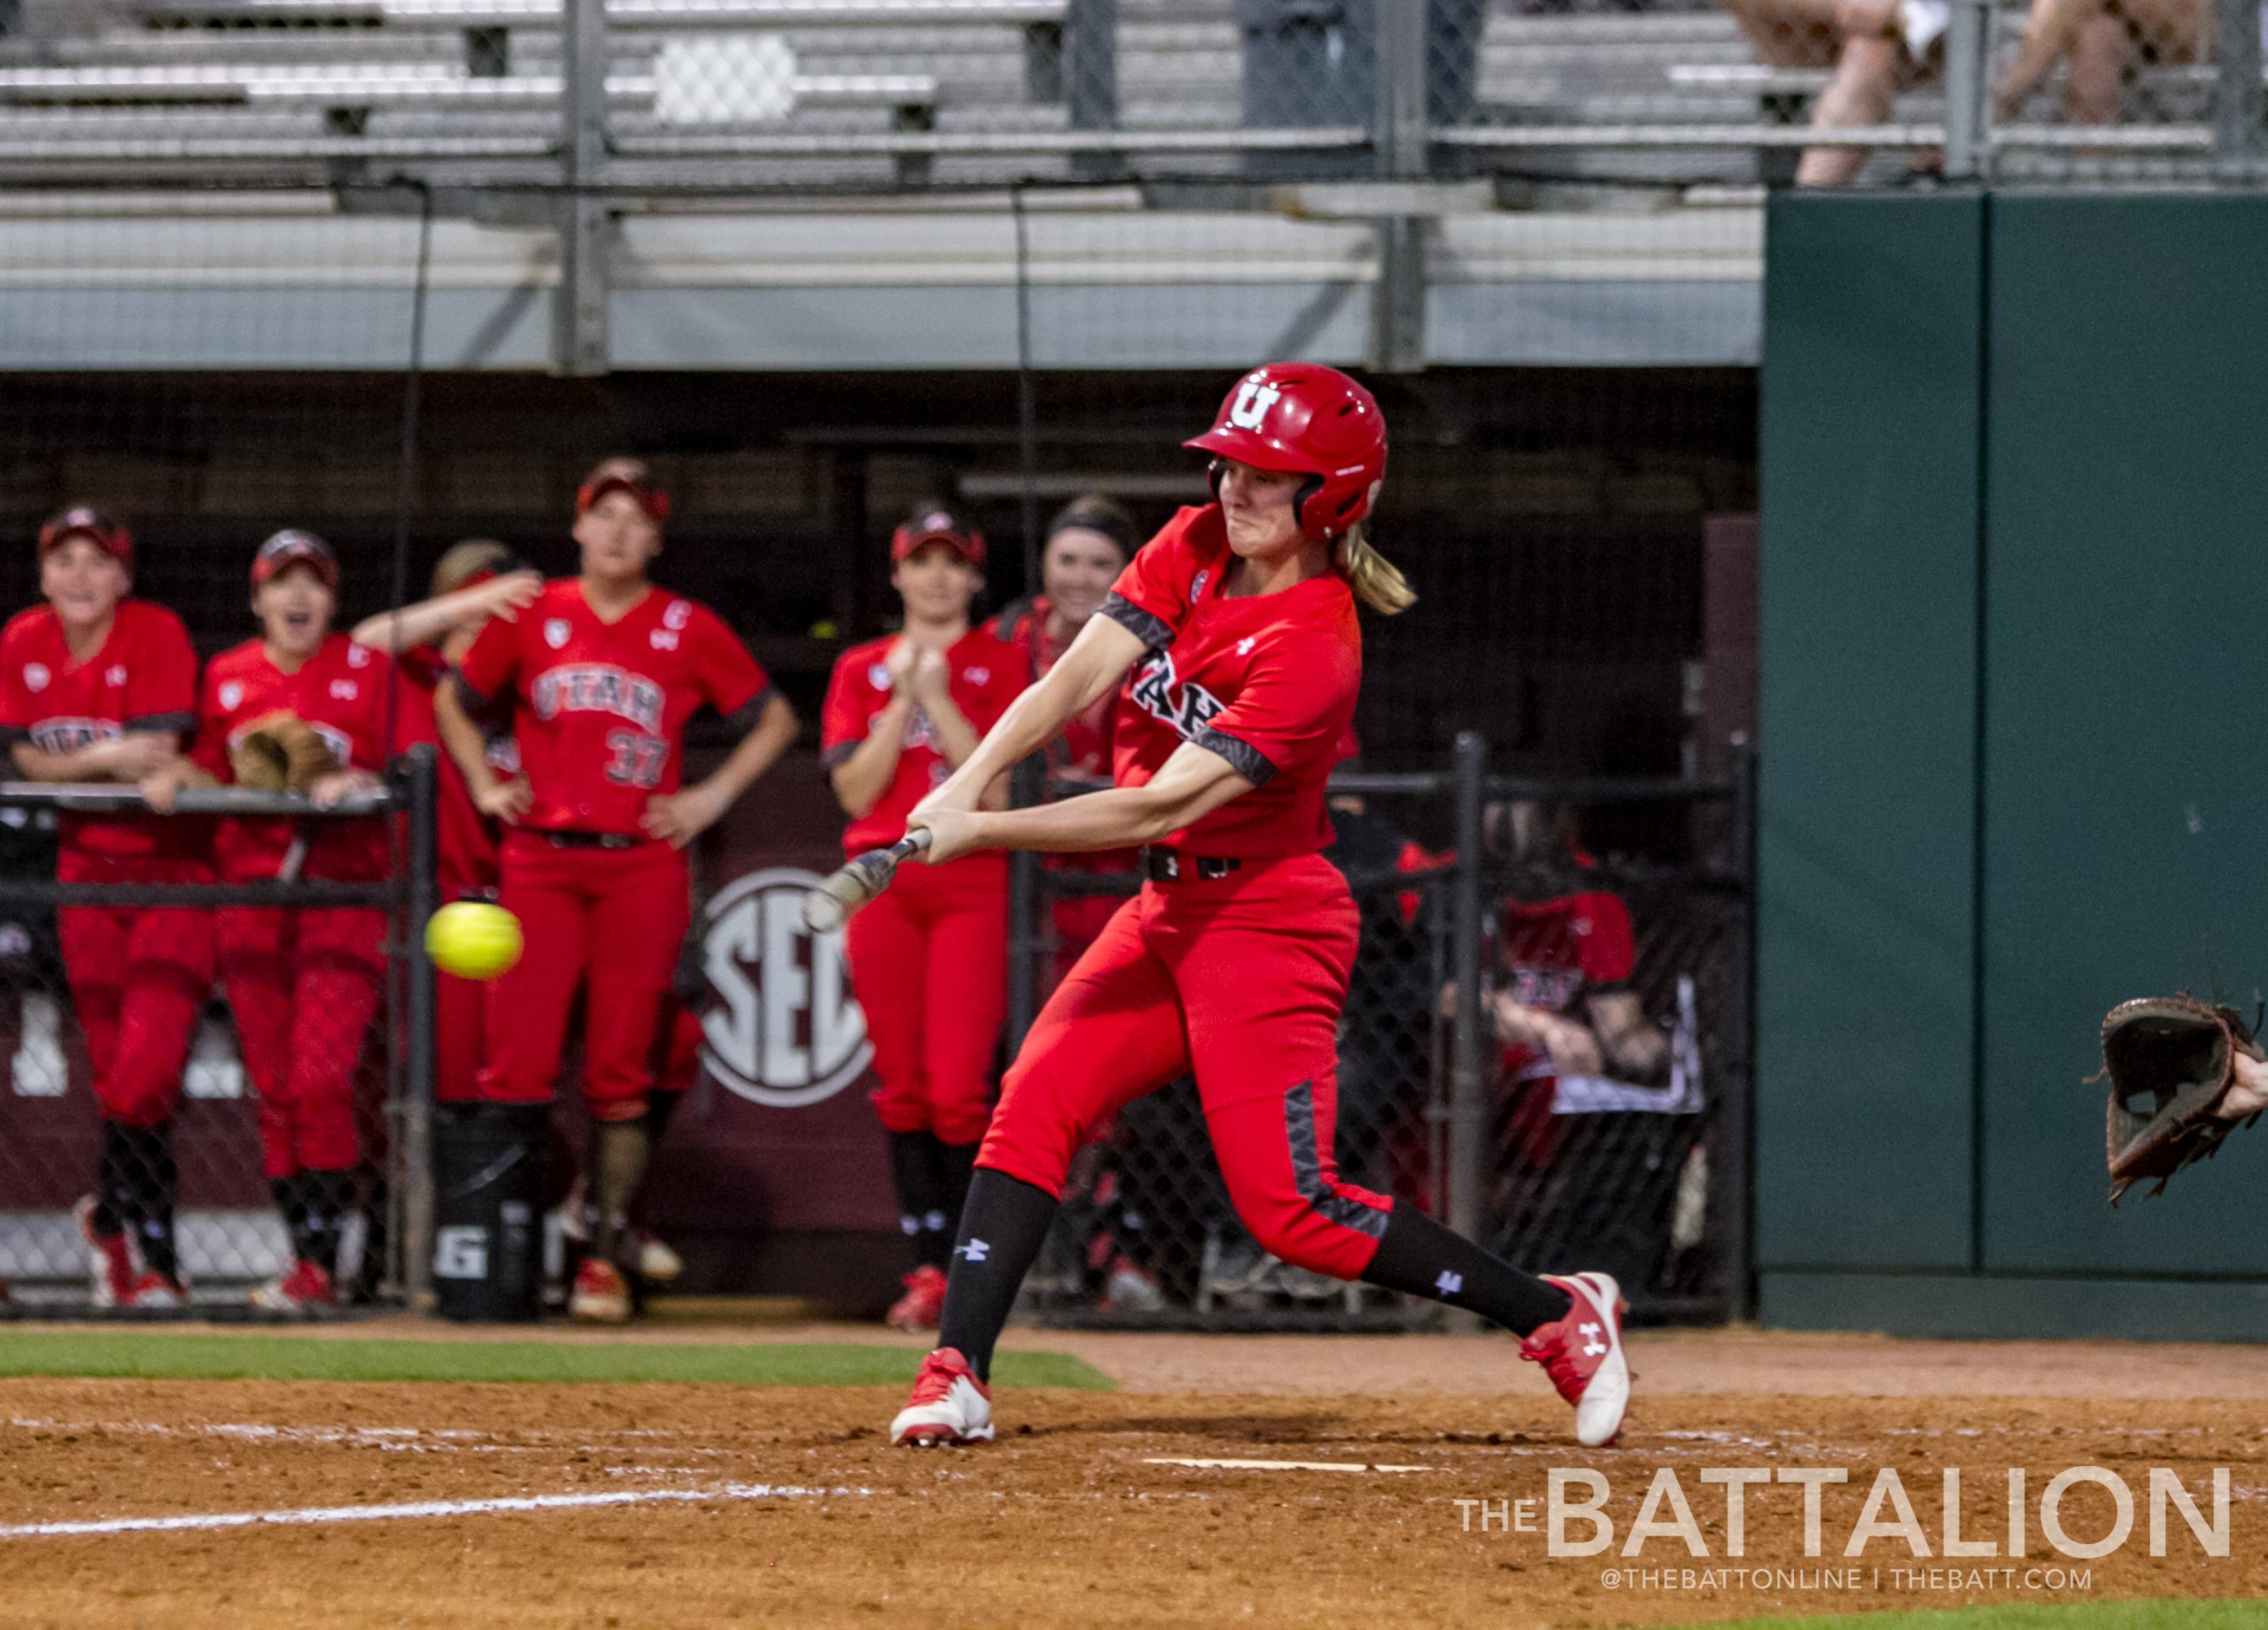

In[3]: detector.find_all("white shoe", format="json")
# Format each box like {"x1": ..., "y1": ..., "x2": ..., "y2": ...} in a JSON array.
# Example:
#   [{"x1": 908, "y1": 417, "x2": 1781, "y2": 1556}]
[
  {"x1": 889, "y1": 1347, "x2": 996, "y2": 1448},
  {"x1": 634, "y1": 1230, "x2": 683, "y2": 1284},
  {"x1": 1518, "y1": 1271, "x2": 1630, "y2": 1448}
]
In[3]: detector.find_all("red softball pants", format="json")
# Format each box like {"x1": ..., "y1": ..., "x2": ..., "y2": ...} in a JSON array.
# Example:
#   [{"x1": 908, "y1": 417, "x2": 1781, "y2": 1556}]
[
  {"x1": 978, "y1": 853, "x2": 1394, "y2": 1281},
  {"x1": 217, "y1": 904, "x2": 384, "y2": 1178},
  {"x1": 843, "y1": 854, "x2": 1007, "y2": 1148},
  {"x1": 479, "y1": 832, "x2": 689, "y2": 1123},
  {"x1": 57, "y1": 858, "x2": 215, "y2": 1131}
]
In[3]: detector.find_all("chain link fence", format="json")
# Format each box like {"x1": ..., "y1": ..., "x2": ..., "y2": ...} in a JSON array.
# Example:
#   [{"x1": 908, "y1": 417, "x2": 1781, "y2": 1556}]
[{"x1": 0, "y1": 764, "x2": 439, "y2": 1314}]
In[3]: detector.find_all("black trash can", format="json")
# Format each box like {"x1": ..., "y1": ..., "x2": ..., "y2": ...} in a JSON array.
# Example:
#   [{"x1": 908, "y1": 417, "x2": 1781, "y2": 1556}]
[{"x1": 432, "y1": 1103, "x2": 547, "y2": 1323}]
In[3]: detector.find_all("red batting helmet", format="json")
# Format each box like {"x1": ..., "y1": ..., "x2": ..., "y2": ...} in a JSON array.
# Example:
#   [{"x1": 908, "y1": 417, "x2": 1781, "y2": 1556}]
[{"x1": 1184, "y1": 363, "x2": 1386, "y2": 542}]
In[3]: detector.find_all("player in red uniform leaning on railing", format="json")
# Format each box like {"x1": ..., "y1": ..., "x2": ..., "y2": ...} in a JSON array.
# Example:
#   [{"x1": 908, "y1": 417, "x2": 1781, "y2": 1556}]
[{"x1": 0, "y1": 507, "x2": 207, "y2": 1308}]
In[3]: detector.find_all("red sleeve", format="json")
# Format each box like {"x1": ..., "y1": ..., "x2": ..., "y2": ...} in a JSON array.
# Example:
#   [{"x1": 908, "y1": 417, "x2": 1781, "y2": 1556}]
[
  {"x1": 819, "y1": 648, "x2": 870, "y2": 765},
  {"x1": 455, "y1": 608, "x2": 520, "y2": 705},
  {"x1": 125, "y1": 609, "x2": 198, "y2": 735},
  {"x1": 1195, "y1": 627, "x2": 1357, "y2": 788},
  {"x1": 1099, "y1": 508, "x2": 1208, "y2": 648},
  {"x1": 0, "y1": 619, "x2": 34, "y2": 734},
  {"x1": 190, "y1": 666, "x2": 231, "y2": 780},
  {"x1": 1576, "y1": 893, "x2": 1636, "y2": 989},
  {"x1": 692, "y1": 606, "x2": 772, "y2": 718},
  {"x1": 355, "y1": 648, "x2": 428, "y2": 764}
]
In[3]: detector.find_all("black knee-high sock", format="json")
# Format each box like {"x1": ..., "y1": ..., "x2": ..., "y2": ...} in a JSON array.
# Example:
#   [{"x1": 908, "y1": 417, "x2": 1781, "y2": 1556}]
[
  {"x1": 93, "y1": 1122, "x2": 133, "y2": 1238},
  {"x1": 935, "y1": 1140, "x2": 979, "y2": 1250},
  {"x1": 119, "y1": 1125, "x2": 179, "y2": 1281},
  {"x1": 936, "y1": 1170, "x2": 1058, "y2": 1382},
  {"x1": 273, "y1": 1175, "x2": 313, "y2": 1265},
  {"x1": 644, "y1": 1086, "x2": 686, "y2": 1147},
  {"x1": 299, "y1": 1170, "x2": 358, "y2": 1277},
  {"x1": 1359, "y1": 1205, "x2": 1572, "y2": 1336},
  {"x1": 887, "y1": 1130, "x2": 951, "y2": 1270}
]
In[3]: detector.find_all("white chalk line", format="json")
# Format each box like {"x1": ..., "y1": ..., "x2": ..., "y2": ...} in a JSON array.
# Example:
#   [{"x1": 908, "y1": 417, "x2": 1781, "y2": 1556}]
[
  {"x1": 0, "y1": 1482, "x2": 869, "y2": 1540},
  {"x1": 5, "y1": 1417, "x2": 727, "y2": 1459},
  {"x1": 1145, "y1": 1457, "x2": 1435, "y2": 1474}
]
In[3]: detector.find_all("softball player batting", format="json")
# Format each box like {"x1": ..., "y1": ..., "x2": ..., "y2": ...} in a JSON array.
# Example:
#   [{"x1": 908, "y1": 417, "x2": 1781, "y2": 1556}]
[
  {"x1": 822, "y1": 505, "x2": 1026, "y2": 1331},
  {"x1": 352, "y1": 540, "x2": 540, "y2": 1104},
  {"x1": 450, "y1": 458, "x2": 797, "y2": 1323},
  {"x1": 0, "y1": 508, "x2": 208, "y2": 1308},
  {"x1": 145, "y1": 530, "x2": 408, "y2": 1311},
  {"x1": 885, "y1": 366, "x2": 1631, "y2": 1450}
]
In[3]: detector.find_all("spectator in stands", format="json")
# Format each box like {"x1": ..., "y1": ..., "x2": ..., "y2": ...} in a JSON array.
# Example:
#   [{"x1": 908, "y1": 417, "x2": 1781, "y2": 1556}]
[
  {"x1": 1485, "y1": 800, "x2": 1670, "y2": 1176},
  {"x1": 1723, "y1": 0, "x2": 1947, "y2": 184},
  {"x1": 1993, "y1": 0, "x2": 2200, "y2": 126}
]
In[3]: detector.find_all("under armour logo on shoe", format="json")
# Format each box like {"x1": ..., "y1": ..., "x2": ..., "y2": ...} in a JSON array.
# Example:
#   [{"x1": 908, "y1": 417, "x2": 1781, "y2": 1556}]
[
  {"x1": 955, "y1": 1238, "x2": 990, "y2": 1263},
  {"x1": 1580, "y1": 1320, "x2": 1605, "y2": 1357},
  {"x1": 1433, "y1": 1270, "x2": 1464, "y2": 1297}
]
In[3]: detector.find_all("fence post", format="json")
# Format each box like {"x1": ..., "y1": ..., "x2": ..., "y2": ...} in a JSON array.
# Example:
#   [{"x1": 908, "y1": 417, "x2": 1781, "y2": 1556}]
[
  {"x1": 555, "y1": 0, "x2": 610, "y2": 376},
  {"x1": 1064, "y1": 0, "x2": 1120, "y2": 181},
  {"x1": 1374, "y1": 0, "x2": 1428, "y2": 179},
  {"x1": 1723, "y1": 743, "x2": 1759, "y2": 1322},
  {"x1": 2217, "y1": 0, "x2": 2264, "y2": 177},
  {"x1": 401, "y1": 744, "x2": 440, "y2": 1313},
  {"x1": 1447, "y1": 731, "x2": 1488, "y2": 1322},
  {"x1": 1942, "y1": 0, "x2": 1991, "y2": 181},
  {"x1": 1005, "y1": 762, "x2": 1045, "y2": 1054}
]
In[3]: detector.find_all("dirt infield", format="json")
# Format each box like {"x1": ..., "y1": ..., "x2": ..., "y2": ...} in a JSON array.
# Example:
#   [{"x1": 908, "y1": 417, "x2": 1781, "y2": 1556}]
[{"x1": 2, "y1": 1326, "x2": 2264, "y2": 1629}]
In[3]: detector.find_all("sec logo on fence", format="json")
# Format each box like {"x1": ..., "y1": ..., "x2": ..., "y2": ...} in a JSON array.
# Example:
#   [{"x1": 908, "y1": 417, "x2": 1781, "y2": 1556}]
[
  {"x1": 699, "y1": 867, "x2": 871, "y2": 1109},
  {"x1": 425, "y1": 902, "x2": 524, "y2": 981}
]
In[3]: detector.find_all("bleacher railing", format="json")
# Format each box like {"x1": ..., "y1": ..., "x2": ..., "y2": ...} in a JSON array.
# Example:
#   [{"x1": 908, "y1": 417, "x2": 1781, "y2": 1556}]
[{"x1": 4, "y1": 0, "x2": 2260, "y2": 193}]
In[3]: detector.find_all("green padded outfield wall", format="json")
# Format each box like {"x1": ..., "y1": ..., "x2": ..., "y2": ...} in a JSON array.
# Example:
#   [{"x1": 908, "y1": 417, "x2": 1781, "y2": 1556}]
[{"x1": 1758, "y1": 192, "x2": 2268, "y2": 1339}]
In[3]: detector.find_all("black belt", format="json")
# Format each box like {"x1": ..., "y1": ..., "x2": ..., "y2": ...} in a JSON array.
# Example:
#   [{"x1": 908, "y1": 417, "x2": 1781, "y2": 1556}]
[
  {"x1": 525, "y1": 828, "x2": 642, "y2": 851},
  {"x1": 1143, "y1": 848, "x2": 1240, "y2": 882}
]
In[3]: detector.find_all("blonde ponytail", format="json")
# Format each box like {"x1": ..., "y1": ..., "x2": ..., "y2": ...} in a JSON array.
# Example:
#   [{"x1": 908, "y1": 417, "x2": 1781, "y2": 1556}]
[{"x1": 1335, "y1": 523, "x2": 1416, "y2": 615}]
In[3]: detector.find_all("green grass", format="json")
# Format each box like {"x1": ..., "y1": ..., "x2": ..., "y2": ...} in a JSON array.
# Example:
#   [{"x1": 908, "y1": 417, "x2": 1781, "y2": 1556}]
[
  {"x1": 0, "y1": 1330, "x2": 1110, "y2": 1390},
  {"x1": 1721, "y1": 1603, "x2": 2268, "y2": 1629}
]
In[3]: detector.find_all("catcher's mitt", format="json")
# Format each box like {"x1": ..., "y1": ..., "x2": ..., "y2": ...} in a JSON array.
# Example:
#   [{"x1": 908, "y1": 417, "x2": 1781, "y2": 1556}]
[
  {"x1": 230, "y1": 711, "x2": 341, "y2": 794},
  {"x1": 2100, "y1": 995, "x2": 2265, "y2": 1203}
]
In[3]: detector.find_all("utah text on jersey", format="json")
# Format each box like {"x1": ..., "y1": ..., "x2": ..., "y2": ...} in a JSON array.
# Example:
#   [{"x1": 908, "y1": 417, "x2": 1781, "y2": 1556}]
[
  {"x1": 28, "y1": 718, "x2": 120, "y2": 754},
  {"x1": 1127, "y1": 651, "x2": 1225, "y2": 741},
  {"x1": 532, "y1": 664, "x2": 666, "y2": 734}
]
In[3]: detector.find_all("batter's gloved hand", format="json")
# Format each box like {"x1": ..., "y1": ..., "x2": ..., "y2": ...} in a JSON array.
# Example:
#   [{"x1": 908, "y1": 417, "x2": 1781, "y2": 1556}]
[
  {"x1": 230, "y1": 711, "x2": 342, "y2": 794},
  {"x1": 2100, "y1": 994, "x2": 2266, "y2": 1204}
]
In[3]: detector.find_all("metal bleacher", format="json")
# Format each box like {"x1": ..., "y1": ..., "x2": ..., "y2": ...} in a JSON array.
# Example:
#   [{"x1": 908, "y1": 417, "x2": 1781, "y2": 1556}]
[{"x1": 0, "y1": 0, "x2": 1880, "y2": 189}]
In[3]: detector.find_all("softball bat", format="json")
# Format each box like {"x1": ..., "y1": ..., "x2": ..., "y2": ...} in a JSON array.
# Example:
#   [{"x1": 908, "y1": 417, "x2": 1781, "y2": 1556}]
[{"x1": 802, "y1": 828, "x2": 933, "y2": 933}]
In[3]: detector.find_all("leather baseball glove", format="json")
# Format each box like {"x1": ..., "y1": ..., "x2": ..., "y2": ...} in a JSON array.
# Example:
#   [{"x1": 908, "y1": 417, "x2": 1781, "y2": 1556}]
[
  {"x1": 2100, "y1": 995, "x2": 2265, "y2": 1204},
  {"x1": 230, "y1": 711, "x2": 342, "y2": 794}
]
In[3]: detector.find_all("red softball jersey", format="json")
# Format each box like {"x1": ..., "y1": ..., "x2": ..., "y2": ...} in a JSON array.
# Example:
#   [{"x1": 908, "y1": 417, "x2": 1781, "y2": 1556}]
[
  {"x1": 396, "y1": 645, "x2": 520, "y2": 896},
  {"x1": 1497, "y1": 889, "x2": 1637, "y2": 1079},
  {"x1": 820, "y1": 627, "x2": 1027, "y2": 856},
  {"x1": 1099, "y1": 504, "x2": 1359, "y2": 859},
  {"x1": 193, "y1": 633, "x2": 415, "y2": 881},
  {"x1": 0, "y1": 601, "x2": 202, "y2": 870},
  {"x1": 991, "y1": 594, "x2": 1135, "y2": 882},
  {"x1": 454, "y1": 580, "x2": 773, "y2": 838}
]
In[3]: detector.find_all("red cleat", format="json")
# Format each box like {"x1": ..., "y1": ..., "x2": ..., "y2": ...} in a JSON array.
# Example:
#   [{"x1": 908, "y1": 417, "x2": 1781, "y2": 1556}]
[
  {"x1": 886, "y1": 1263, "x2": 947, "y2": 1332},
  {"x1": 128, "y1": 1271, "x2": 188, "y2": 1310},
  {"x1": 1518, "y1": 1271, "x2": 1631, "y2": 1448},
  {"x1": 252, "y1": 1259, "x2": 335, "y2": 1313},
  {"x1": 889, "y1": 1347, "x2": 995, "y2": 1447},
  {"x1": 569, "y1": 1257, "x2": 632, "y2": 1324},
  {"x1": 74, "y1": 1195, "x2": 136, "y2": 1309}
]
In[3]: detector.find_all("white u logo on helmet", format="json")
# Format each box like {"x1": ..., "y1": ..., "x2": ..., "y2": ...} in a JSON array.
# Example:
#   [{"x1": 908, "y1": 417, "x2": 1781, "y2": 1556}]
[{"x1": 1227, "y1": 379, "x2": 1281, "y2": 431}]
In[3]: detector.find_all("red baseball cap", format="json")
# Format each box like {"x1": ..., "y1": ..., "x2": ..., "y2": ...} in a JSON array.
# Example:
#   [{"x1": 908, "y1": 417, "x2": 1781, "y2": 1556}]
[
  {"x1": 38, "y1": 506, "x2": 133, "y2": 567},
  {"x1": 891, "y1": 503, "x2": 985, "y2": 567},
  {"x1": 577, "y1": 457, "x2": 670, "y2": 524},
  {"x1": 251, "y1": 529, "x2": 340, "y2": 592}
]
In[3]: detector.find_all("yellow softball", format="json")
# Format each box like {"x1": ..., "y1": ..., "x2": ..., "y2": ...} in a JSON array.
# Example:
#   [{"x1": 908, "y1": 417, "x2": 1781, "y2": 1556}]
[{"x1": 425, "y1": 901, "x2": 524, "y2": 982}]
